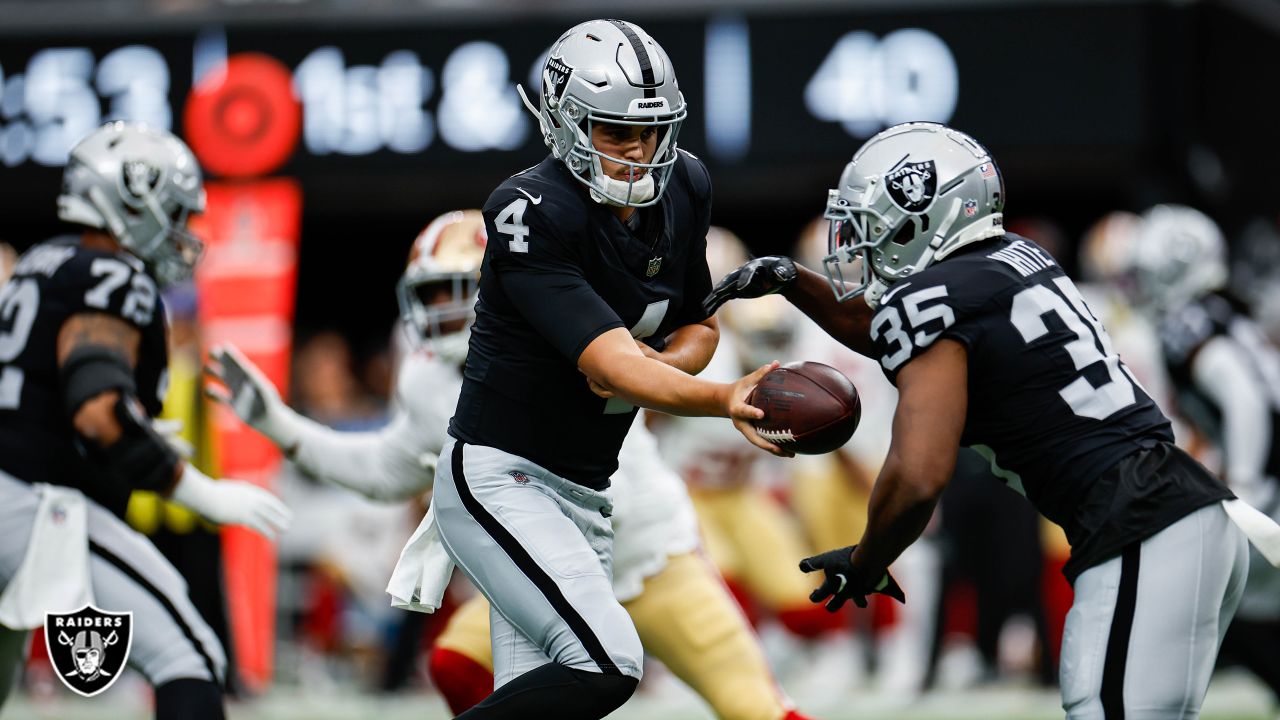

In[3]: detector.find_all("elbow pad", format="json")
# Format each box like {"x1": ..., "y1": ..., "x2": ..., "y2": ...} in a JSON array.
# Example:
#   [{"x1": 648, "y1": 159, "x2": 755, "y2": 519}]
[
  {"x1": 60, "y1": 345, "x2": 137, "y2": 417},
  {"x1": 62, "y1": 345, "x2": 178, "y2": 493}
]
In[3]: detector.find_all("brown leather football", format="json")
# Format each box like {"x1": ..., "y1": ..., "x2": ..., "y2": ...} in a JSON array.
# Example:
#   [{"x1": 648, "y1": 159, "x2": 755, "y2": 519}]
[{"x1": 747, "y1": 361, "x2": 861, "y2": 455}]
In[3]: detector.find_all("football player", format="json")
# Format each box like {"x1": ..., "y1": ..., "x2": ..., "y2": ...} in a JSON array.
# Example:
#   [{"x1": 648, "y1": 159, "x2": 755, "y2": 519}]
[
  {"x1": 1129, "y1": 204, "x2": 1280, "y2": 707},
  {"x1": 0, "y1": 122, "x2": 290, "y2": 719},
  {"x1": 418, "y1": 19, "x2": 783, "y2": 718},
  {"x1": 207, "y1": 210, "x2": 809, "y2": 720},
  {"x1": 705, "y1": 122, "x2": 1262, "y2": 718}
]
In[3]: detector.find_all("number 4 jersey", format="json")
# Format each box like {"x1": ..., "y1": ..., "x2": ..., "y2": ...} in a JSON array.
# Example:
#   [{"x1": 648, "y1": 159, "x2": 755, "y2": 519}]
[
  {"x1": 868, "y1": 233, "x2": 1230, "y2": 580},
  {"x1": 0, "y1": 237, "x2": 169, "y2": 516},
  {"x1": 450, "y1": 152, "x2": 713, "y2": 488}
]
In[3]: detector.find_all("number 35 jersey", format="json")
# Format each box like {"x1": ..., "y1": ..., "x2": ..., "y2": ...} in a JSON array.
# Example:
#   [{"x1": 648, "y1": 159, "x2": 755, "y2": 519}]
[
  {"x1": 0, "y1": 237, "x2": 169, "y2": 516},
  {"x1": 451, "y1": 152, "x2": 713, "y2": 488},
  {"x1": 869, "y1": 233, "x2": 1230, "y2": 577}
]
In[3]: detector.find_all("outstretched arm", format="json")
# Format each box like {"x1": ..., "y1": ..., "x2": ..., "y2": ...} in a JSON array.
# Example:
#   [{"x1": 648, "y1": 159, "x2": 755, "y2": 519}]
[
  {"x1": 205, "y1": 344, "x2": 437, "y2": 501},
  {"x1": 703, "y1": 256, "x2": 876, "y2": 358},
  {"x1": 797, "y1": 339, "x2": 965, "y2": 611},
  {"x1": 782, "y1": 263, "x2": 876, "y2": 358},
  {"x1": 850, "y1": 338, "x2": 967, "y2": 575},
  {"x1": 59, "y1": 315, "x2": 289, "y2": 539},
  {"x1": 577, "y1": 327, "x2": 790, "y2": 457}
]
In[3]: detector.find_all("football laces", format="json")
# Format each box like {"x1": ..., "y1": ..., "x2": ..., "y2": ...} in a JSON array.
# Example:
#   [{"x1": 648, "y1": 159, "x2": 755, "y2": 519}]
[{"x1": 756, "y1": 428, "x2": 795, "y2": 444}]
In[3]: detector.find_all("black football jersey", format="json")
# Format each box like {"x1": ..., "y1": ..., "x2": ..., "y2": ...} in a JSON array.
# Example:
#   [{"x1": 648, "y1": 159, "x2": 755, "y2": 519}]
[
  {"x1": 450, "y1": 151, "x2": 713, "y2": 487},
  {"x1": 0, "y1": 237, "x2": 169, "y2": 516},
  {"x1": 1158, "y1": 291, "x2": 1280, "y2": 491},
  {"x1": 868, "y1": 233, "x2": 1229, "y2": 577}
]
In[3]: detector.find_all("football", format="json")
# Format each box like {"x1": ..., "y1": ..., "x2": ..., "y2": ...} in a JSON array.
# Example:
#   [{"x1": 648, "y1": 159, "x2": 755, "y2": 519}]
[{"x1": 747, "y1": 361, "x2": 861, "y2": 455}]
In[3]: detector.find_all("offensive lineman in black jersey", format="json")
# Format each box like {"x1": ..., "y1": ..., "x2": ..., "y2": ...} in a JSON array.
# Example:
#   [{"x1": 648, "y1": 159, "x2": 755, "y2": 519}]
[
  {"x1": 427, "y1": 19, "x2": 779, "y2": 720},
  {"x1": 0, "y1": 122, "x2": 289, "y2": 718},
  {"x1": 706, "y1": 122, "x2": 1264, "y2": 718},
  {"x1": 1129, "y1": 204, "x2": 1280, "y2": 709}
]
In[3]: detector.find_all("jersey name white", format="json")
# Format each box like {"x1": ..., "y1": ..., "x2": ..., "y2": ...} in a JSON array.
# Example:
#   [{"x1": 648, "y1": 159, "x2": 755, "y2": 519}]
[{"x1": 988, "y1": 239, "x2": 1053, "y2": 277}]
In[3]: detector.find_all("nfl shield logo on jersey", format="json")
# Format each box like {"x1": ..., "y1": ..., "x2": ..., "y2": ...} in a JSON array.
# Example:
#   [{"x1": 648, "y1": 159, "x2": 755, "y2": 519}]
[
  {"x1": 884, "y1": 158, "x2": 937, "y2": 213},
  {"x1": 45, "y1": 606, "x2": 133, "y2": 697}
]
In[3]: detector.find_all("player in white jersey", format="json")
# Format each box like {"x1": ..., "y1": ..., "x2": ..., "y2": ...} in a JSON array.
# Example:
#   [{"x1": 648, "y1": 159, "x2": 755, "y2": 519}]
[{"x1": 206, "y1": 210, "x2": 809, "y2": 720}]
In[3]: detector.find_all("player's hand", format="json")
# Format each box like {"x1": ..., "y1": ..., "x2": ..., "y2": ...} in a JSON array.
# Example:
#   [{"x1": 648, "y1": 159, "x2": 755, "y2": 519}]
[
  {"x1": 703, "y1": 256, "x2": 798, "y2": 316},
  {"x1": 171, "y1": 465, "x2": 292, "y2": 541},
  {"x1": 727, "y1": 361, "x2": 794, "y2": 458},
  {"x1": 799, "y1": 545, "x2": 906, "y2": 612},
  {"x1": 204, "y1": 344, "x2": 299, "y2": 449}
]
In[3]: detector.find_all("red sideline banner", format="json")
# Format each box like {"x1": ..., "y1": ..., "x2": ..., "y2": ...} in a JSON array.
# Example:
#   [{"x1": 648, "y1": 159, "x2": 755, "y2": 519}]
[{"x1": 192, "y1": 178, "x2": 301, "y2": 692}]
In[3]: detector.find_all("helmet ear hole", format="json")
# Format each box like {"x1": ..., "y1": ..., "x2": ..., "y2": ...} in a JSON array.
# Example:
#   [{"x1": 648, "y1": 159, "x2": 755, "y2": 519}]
[{"x1": 890, "y1": 220, "x2": 917, "y2": 246}]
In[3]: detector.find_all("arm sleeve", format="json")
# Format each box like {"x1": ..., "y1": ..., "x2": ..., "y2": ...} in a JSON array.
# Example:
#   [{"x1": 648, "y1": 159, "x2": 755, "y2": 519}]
[
  {"x1": 1192, "y1": 335, "x2": 1274, "y2": 508},
  {"x1": 486, "y1": 195, "x2": 623, "y2": 360},
  {"x1": 289, "y1": 411, "x2": 435, "y2": 502}
]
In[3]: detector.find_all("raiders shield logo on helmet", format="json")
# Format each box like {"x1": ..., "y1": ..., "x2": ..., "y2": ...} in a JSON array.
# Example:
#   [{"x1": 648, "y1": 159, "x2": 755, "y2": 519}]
[
  {"x1": 884, "y1": 159, "x2": 937, "y2": 214},
  {"x1": 45, "y1": 606, "x2": 133, "y2": 697},
  {"x1": 122, "y1": 161, "x2": 161, "y2": 201},
  {"x1": 544, "y1": 56, "x2": 574, "y2": 104}
]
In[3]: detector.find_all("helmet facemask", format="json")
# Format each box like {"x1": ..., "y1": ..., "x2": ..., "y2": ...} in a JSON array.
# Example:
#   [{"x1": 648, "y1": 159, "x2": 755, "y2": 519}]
[
  {"x1": 396, "y1": 209, "x2": 487, "y2": 366},
  {"x1": 396, "y1": 272, "x2": 479, "y2": 366}
]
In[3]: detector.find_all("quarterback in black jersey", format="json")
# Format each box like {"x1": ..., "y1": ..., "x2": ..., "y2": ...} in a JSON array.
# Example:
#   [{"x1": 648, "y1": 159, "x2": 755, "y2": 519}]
[
  {"x1": 708, "y1": 123, "x2": 1257, "y2": 718},
  {"x1": 432, "y1": 20, "x2": 776, "y2": 720},
  {"x1": 0, "y1": 123, "x2": 288, "y2": 719},
  {"x1": 1129, "y1": 204, "x2": 1280, "y2": 707}
]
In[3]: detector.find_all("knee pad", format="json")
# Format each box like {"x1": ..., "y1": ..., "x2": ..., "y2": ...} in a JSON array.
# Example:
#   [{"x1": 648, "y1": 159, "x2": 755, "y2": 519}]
[
  {"x1": 429, "y1": 646, "x2": 493, "y2": 715},
  {"x1": 154, "y1": 678, "x2": 225, "y2": 720}
]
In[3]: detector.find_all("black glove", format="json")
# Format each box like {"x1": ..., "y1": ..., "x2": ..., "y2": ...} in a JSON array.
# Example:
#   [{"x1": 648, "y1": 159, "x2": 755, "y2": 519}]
[
  {"x1": 799, "y1": 545, "x2": 906, "y2": 612},
  {"x1": 702, "y1": 256, "x2": 798, "y2": 316}
]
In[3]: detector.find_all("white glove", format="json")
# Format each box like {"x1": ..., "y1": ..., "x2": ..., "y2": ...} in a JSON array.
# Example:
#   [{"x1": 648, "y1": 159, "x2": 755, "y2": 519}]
[
  {"x1": 171, "y1": 464, "x2": 292, "y2": 541},
  {"x1": 152, "y1": 418, "x2": 194, "y2": 459},
  {"x1": 205, "y1": 343, "x2": 303, "y2": 451}
]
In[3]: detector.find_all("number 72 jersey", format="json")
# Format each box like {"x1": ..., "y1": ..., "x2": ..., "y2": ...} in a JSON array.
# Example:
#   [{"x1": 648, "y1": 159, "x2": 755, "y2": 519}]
[
  {"x1": 0, "y1": 237, "x2": 168, "y2": 514},
  {"x1": 867, "y1": 234, "x2": 1179, "y2": 523}
]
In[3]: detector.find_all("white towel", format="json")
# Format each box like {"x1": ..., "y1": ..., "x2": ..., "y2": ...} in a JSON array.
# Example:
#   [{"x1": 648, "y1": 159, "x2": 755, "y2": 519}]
[
  {"x1": 1223, "y1": 498, "x2": 1280, "y2": 567},
  {"x1": 386, "y1": 501, "x2": 454, "y2": 613},
  {"x1": 0, "y1": 485, "x2": 94, "y2": 629}
]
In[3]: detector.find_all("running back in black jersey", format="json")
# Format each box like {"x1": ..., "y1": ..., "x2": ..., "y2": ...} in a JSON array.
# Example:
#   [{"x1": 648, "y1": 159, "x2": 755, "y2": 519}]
[
  {"x1": 867, "y1": 233, "x2": 1230, "y2": 578},
  {"x1": 0, "y1": 237, "x2": 169, "y2": 516},
  {"x1": 1158, "y1": 291, "x2": 1280, "y2": 495},
  {"x1": 451, "y1": 150, "x2": 713, "y2": 487}
]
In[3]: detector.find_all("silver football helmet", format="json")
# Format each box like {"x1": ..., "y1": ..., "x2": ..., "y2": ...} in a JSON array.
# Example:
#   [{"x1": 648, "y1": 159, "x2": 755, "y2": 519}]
[
  {"x1": 396, "y1": 209, "x2": 488, "y2": 365},
  {"x1": 823, "y1": 122, "x2": 1005, "y2": 308},
  {"x1": 517, "y1": 19, "x2": 687, "y2": 207},
  {"x1": 1131, "y1": 204, "x2": 1227, "y2": 311},
  {"x1": 58, "y1": 121, "x2": 205, "y2": 286}
]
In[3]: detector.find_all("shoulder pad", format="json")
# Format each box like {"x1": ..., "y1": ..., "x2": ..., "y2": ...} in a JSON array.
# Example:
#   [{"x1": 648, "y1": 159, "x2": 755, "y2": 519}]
[{"x1": 675, "y1": 149, "x2": 712, "y2": 201}]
